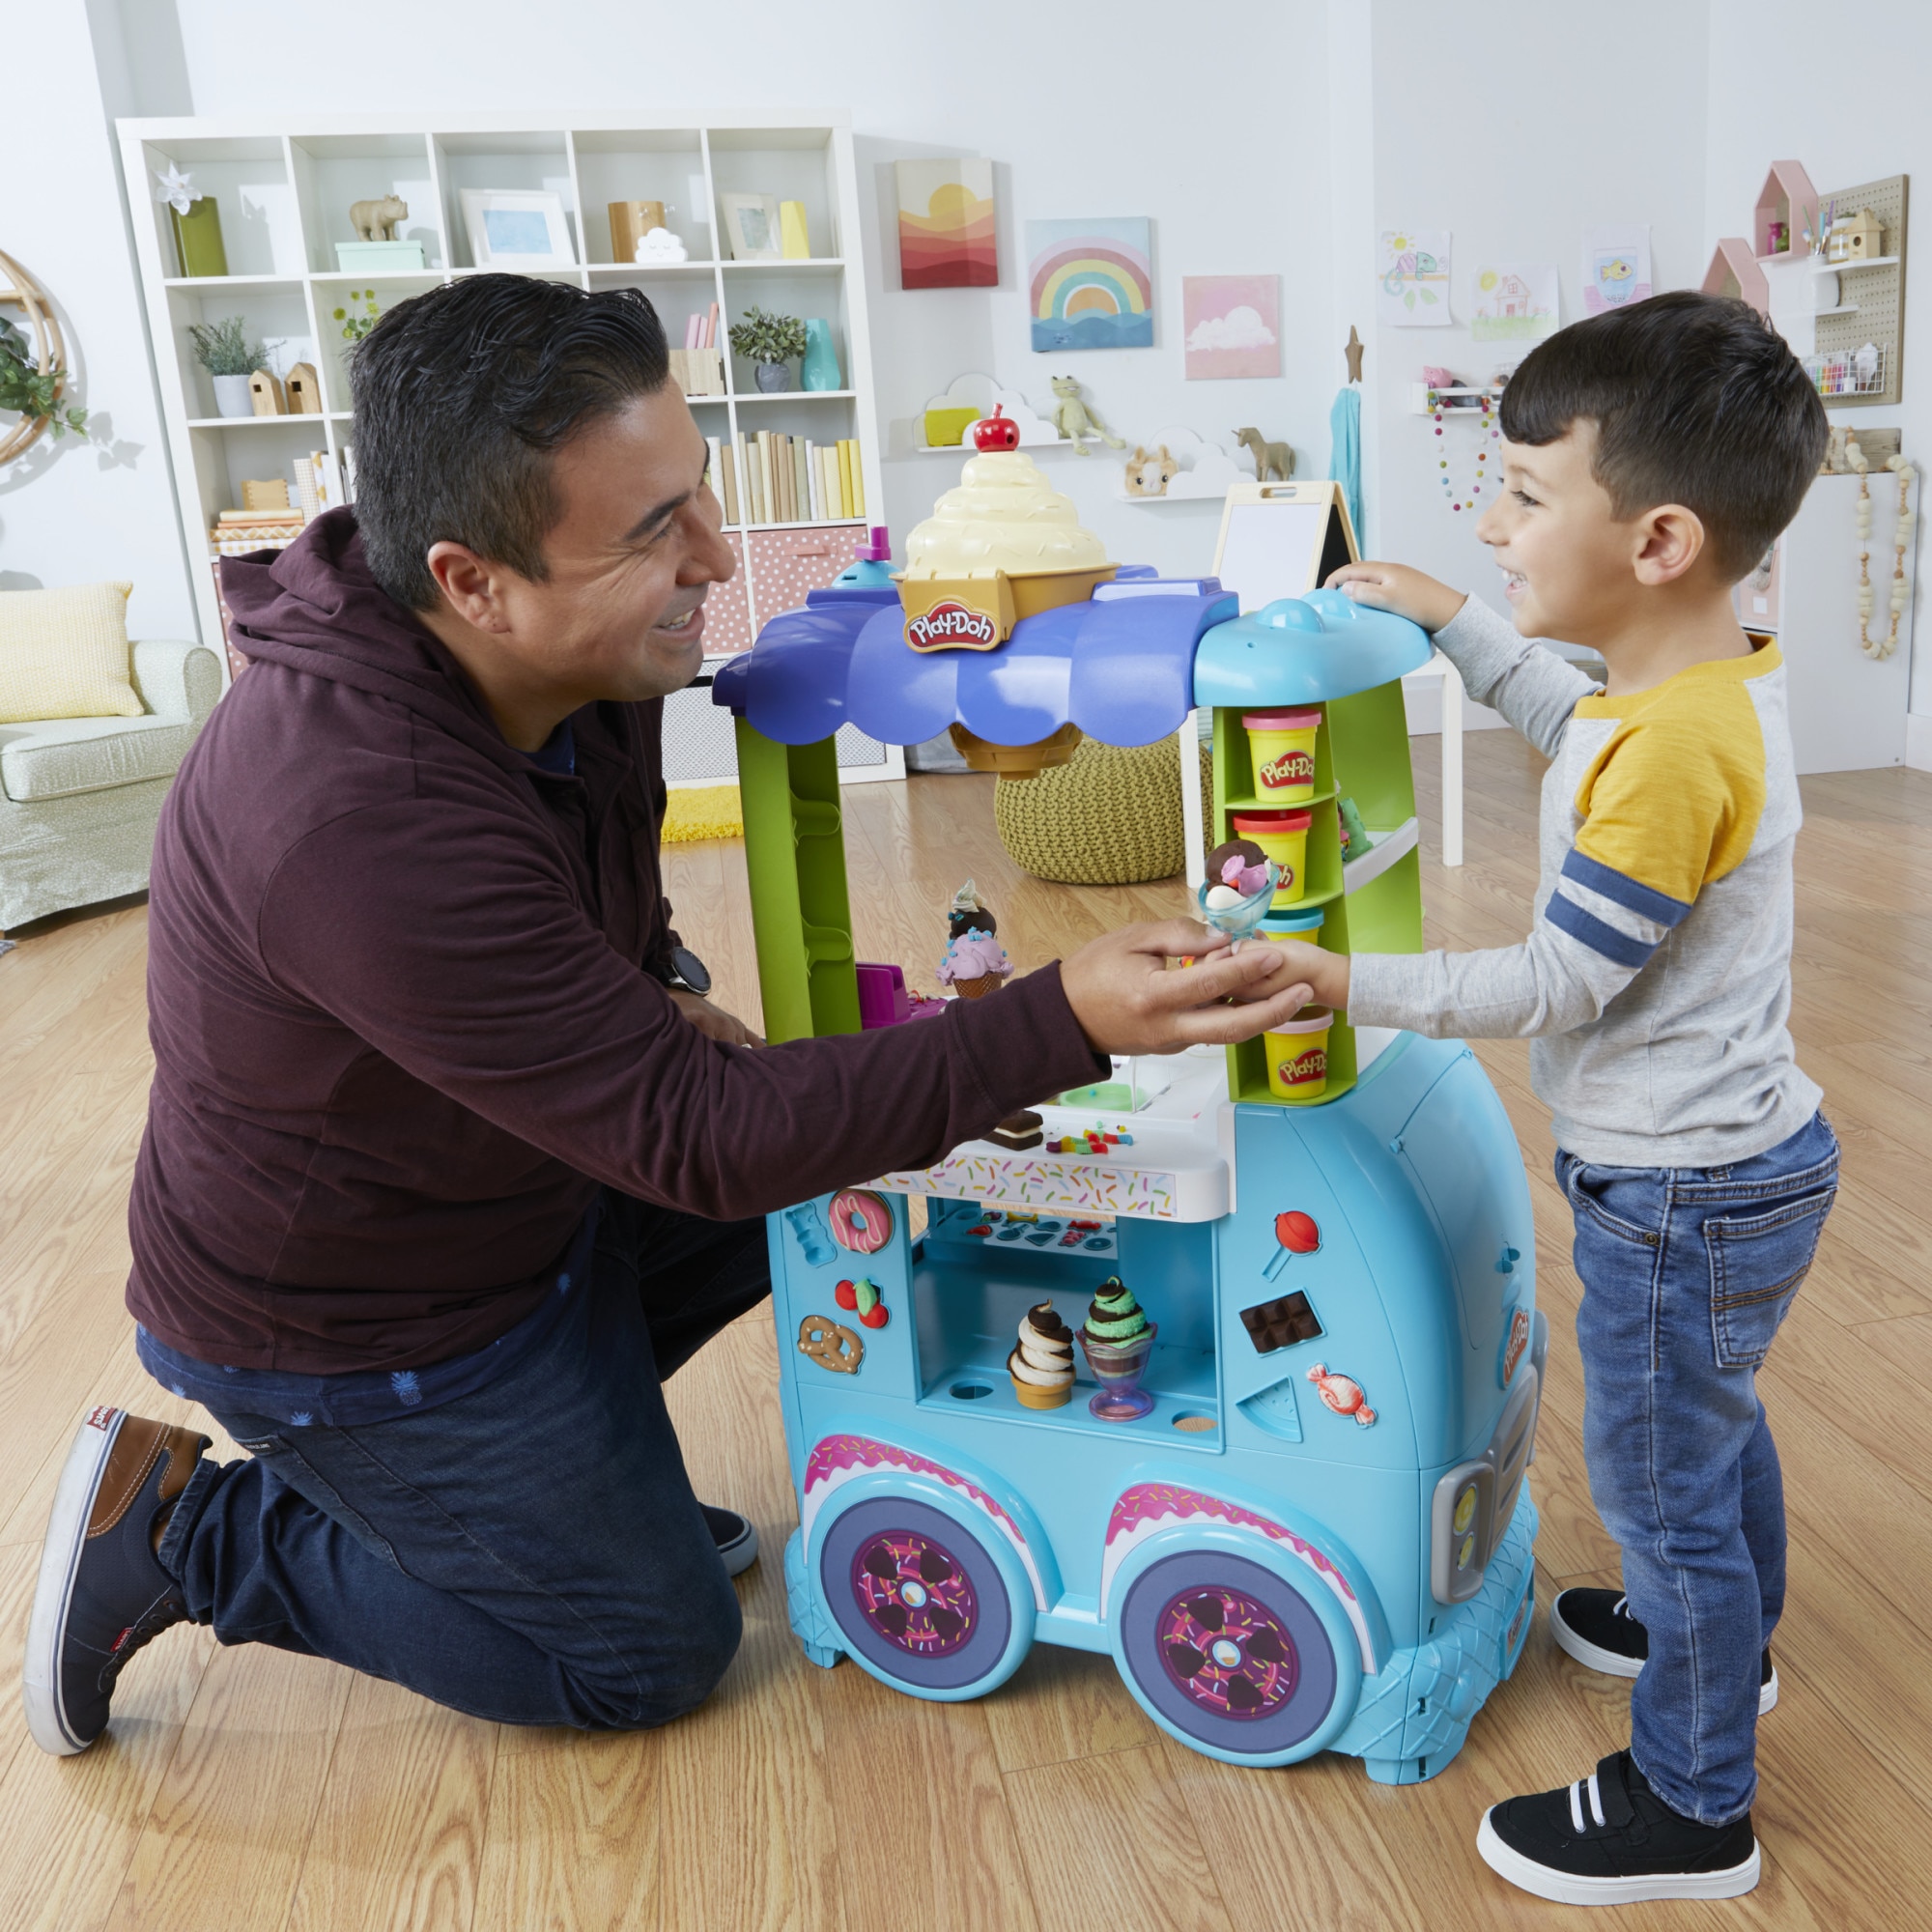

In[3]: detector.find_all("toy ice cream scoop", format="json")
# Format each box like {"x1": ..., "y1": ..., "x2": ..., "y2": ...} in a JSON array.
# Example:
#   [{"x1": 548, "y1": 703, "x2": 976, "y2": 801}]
[
  {"x1": 1009, "y1": 1302, "x2": 1076, "y2": 1408},
  {"x1": 1198, "y1": 838, "x2": 1279, "y2": 944},
  {"x1": 899, "y1": 449, "x2": 1114, "y2": 654},
  {"x1": 1079, "y1": 1276, "x2": 1159, "y2": 1421},
  {"x1": 937, "y1": 929, "x2": 1012, "y2": 999},
  {"x1": 948, "y1": 877, "x2": 996, "y2": 941}
]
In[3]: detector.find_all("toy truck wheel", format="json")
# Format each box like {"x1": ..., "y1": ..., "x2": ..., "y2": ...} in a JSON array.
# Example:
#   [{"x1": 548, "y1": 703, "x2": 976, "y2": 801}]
[
  {"x1": 817, "y1": 1497, "x2": 1029, "y2": 1700},
  {"x1": 1114, "y1": 1549, "x2": 1358, "y2": 1763}
]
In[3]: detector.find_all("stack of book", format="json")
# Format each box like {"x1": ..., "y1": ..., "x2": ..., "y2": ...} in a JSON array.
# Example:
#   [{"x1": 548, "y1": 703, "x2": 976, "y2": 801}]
[
  {"x1": 705, "y1": 431, "x2": 866, "y2": 528},
  {"x1": 208, "y1": 508, "x2": 306, "y2": 556}
]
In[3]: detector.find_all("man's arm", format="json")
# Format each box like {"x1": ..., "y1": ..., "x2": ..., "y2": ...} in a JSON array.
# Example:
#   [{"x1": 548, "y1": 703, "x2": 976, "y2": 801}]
[{"x1": 256, "y1": 797, "x2": 1309, "y2": 1222}]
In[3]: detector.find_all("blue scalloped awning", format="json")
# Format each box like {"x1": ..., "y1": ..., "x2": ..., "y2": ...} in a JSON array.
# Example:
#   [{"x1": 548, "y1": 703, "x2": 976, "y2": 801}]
[
  {"x1": 712, "y1": 576, "x2": 1236, "y2": 749},
  {"x1": 709, "y1": 580, "x2": 1433, "y2": 747}
]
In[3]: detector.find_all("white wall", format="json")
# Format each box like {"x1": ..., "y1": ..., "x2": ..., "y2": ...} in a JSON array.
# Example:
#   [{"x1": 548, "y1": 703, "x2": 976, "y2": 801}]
[
  {"x1": 154, "y1": 0, "x2": 1342, "y2": 586},
  {"x1": 1705, "y1": 0, "x2": 1932, "y2": 719},
  {"x1": 0, "y1": 0, "x2": 197, "y2": 640}
]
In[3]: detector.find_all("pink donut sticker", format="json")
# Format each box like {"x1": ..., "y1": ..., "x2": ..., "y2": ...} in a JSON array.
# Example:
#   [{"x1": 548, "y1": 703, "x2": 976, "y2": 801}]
[{"x1": 829, "y1": 1188, "x2": 895, "y2": 1255}]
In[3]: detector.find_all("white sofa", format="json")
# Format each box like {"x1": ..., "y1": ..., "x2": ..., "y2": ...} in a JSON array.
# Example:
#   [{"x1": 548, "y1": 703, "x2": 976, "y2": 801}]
[{"x1": 0, "y1": 639, "x2": 222, "y2": 935}]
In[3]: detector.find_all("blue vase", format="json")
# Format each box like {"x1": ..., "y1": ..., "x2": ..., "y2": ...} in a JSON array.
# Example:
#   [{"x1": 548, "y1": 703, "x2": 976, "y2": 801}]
[{"x1": 801, "y1": 318, "x2": 841, "y2": 392}]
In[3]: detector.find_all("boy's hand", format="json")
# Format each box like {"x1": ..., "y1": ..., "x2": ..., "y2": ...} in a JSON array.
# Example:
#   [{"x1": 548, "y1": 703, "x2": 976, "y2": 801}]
[
  {"x1": 1062, "y1": 922, "x2": 1316, "y2": 1056},
  {"x1": 1255, "y1": 937, "x2": 1350, "y2": 1014},
  {"x1": 1326, "y1": 560, "x2": 1468, "y2": 634}
]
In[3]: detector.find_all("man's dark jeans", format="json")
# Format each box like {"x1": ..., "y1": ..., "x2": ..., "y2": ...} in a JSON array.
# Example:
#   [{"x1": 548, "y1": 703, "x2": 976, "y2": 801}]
[{"x1": 154, "y1": 1194, "x2": 772, "y2": 1729}]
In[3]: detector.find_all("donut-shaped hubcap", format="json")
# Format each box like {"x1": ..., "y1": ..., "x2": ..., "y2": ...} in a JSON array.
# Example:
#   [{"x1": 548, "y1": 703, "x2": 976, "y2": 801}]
[
  {"x1": 1156, "y1": 1586, "x2": 1299, "y2": 1719},
  {"x1": 851, "y1": 1530, "x2": 977, "y2": 1656}
]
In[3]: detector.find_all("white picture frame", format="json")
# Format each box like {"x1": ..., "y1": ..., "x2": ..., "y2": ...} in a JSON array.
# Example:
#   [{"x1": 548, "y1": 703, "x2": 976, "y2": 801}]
[
  {"x1": 459, "y1": 189, "x2": 577, "y2": 270},
  {"x1": 719, "y1": 191, "x2": 782, "y2": 263}
]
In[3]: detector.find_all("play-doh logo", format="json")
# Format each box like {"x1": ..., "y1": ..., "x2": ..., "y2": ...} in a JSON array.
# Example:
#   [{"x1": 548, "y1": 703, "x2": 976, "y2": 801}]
[
  {"x1": 1259, "y1": 748, "x2": 1316, "y2": 789},
  {"x1": 905, "y1": 600, "x2": 999, "y2": 652},
  {"x1": 1281, "y1": 1047, "x2": 1326, "y2": 1087}
]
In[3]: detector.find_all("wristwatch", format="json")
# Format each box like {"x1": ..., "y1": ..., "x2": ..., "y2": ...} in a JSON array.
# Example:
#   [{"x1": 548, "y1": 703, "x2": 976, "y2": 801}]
[{"x1": 652, "y1": 946, "x2": 713, "y2": 996}]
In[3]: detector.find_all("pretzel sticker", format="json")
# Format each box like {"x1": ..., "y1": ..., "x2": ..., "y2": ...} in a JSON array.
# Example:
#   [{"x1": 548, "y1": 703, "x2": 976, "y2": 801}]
[{"x1": 797, "y1": 1313, "x2": 866, "y2": 1374}]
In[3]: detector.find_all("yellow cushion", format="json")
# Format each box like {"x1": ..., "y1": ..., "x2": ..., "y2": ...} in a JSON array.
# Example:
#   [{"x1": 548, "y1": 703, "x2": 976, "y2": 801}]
[{"x1": 0, "y1": 582, "x2": 144, "y2": 725}]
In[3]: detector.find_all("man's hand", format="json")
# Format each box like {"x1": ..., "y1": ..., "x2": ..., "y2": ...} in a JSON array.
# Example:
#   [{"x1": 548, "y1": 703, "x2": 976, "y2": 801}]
[
  {"x1": 1325, "y1": 559, "x2": 1468, "y2": 634},
  {"x1": 668, "y1": 987, "x2": 765, "y2": 1047},
  {"x1": 1061, "y1": 922, "x2": 1317, "y2": 1056}
]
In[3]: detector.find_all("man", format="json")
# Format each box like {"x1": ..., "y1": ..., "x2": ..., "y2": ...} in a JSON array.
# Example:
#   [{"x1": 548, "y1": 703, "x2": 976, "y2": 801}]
[{"x1": 24, "y1": 276, "x2": 1313, "y2": 1754}]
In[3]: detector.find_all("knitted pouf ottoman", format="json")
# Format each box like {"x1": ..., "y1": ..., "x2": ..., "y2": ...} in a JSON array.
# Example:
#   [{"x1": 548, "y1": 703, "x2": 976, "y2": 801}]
[{"x1": 994, "y1": 736, "x2": 1215, "y2": 886}]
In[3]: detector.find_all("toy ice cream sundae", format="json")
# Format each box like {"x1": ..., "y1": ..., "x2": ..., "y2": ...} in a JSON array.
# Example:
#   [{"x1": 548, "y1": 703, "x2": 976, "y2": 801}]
[
  {"x1": 937, "y1": 878, "x2": 1013, "y2": 998},
  {"x1": 1078, "y1": 1276, "x2": 1158, "y2": 1421},
  {"x1": 1198, "y1": 838, "x2": 1280, "y2": 945},
  {"x1": 1008, "y1": 1302, "x2": 1076, "y2": 1408}
]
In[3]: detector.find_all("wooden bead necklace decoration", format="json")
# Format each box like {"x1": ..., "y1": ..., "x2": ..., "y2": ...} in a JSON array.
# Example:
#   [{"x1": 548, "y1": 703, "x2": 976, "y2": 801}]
[
  {"x1": 1429, "y1": 389, "x2": 1499, "y2": 513},
  {"x1": 1849, "y1": 431, "x2": 1913, "y2": 662}
]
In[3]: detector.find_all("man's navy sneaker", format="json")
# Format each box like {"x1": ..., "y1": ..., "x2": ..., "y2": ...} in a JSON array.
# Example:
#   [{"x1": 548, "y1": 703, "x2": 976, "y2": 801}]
[
  {"x1": 1478, "y1": 1748, "x2": 1760, "y2": 1905},
  {"x1": 703, "y1": 1504, "x2": 758, "y2": 1577},
  {"x1": 23, "y1": 1407, "x2": 208, "y2": 1755},
  {"x1": 1550, "y1": 1586, "x2": 1777, "y2": 1714}
]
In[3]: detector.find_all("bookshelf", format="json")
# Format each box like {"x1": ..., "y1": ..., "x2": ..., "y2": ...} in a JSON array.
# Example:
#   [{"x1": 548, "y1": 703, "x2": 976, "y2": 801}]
[{"x1": 115, "y1": 113, "x2": 894, "y2": 782}]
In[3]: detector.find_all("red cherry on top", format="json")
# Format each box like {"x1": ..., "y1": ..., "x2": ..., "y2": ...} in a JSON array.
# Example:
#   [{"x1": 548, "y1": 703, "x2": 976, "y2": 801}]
[
  {"x1": 834, "y1": 1279, "x2": 858, "y2": 1310},
  {"x1": 973, "y1": 406, "x2": 1021, "y2": 452},
  {"x1": 859, "y1": 1304, "x2": 890, "y2": 1329},
  {"x1": 1275, "y1": 1210, "x2": 1321, "y2": 1254}
]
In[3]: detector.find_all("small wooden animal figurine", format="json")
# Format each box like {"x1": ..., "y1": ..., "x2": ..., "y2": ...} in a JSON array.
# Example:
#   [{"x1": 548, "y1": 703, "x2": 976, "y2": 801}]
[
  {"x1": 350, "y1": 195, "x2": 409, "y2": 242},
  {"x1": 1235, "y1": 427, "x2": 1293, "y2": 482},
  {"x1": 247, "y1": 368, "x2": 286, "y2": 417},
  {"x1": 284, "y1": 362, "x2": 322, "y2": 415},
  {"x1": 1048, "y1": 375, "x2": 1125, "y2": 455},
  {"x1": 1123, "y1": 444, "x2": 1179, "y2": 497}
]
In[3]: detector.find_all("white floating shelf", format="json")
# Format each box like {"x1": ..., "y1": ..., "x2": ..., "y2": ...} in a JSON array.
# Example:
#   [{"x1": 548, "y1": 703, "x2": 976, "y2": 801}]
[
  {"x1": 1409, "y1": 383, "x2": 1505, "y2": 416},
  {"x1": 1814, "y1": 303, "x2": 1861, "y2": 317},
  {"x1": 1113, "y1": 491, "x2": 1230, "y2": 505},
  {"x1": 1342, "y1": 816, "x2": 1420, "y2": 895},
  {"x1": 1811, "y1": 254, "x2": 1900, "y2": 272}
]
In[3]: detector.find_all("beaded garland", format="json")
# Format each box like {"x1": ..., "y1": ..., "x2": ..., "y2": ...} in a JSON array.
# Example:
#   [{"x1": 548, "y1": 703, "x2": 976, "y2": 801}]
[
  {"x1": 1849, "y1": 434, "x2": 1914, "y2": 662},
  {"x1": 1429, "y1": 388, "x2": 1501, "y2": 512}
]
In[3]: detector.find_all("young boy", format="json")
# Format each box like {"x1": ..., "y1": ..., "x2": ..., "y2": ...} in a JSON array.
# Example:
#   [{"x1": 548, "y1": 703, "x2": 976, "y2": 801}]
[{"x1": 1285, "y1": 291, "x2": 1837, "y2": 1905}]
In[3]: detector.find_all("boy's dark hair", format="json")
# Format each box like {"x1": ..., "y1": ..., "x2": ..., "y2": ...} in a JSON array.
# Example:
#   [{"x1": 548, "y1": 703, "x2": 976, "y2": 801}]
[
  {"x1": 350, "y1": 275, "x2": 670, "y2": 610},
  {"x1": 1499, "y1": 290, "x2": 1827, "y2": 580}
]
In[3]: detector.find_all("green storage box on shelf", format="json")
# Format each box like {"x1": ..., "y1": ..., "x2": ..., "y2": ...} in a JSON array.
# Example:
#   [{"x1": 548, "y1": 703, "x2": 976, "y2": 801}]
[{"x1": 169, "y1": 198, "x2": 227, "y2": 278}]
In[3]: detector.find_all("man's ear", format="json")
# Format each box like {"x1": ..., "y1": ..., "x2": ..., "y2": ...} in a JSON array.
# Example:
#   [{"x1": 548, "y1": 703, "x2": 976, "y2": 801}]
[
  {"x1": 426, "y1": 541, "x2": 513, "y2": 631},
  {"x1": 1630, "y1": 503, "x2": 1706, "y2": 587}
]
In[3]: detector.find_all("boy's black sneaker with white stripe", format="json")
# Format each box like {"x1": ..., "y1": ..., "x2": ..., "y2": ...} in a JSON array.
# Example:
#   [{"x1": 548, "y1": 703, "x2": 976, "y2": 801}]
[
  {"x1": 1477, "y1": 1748, "x2": 1760, "y2": 1905},
  {"x1": 1550, "y1": 1587, "x2": 1778, "y2": 1714}
]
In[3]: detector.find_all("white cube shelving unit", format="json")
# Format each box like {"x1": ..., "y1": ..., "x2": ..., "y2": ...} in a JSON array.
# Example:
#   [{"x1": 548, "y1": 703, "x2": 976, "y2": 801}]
[{"x1": 116, "y1": 112, "x2": 901, "y2": 785}]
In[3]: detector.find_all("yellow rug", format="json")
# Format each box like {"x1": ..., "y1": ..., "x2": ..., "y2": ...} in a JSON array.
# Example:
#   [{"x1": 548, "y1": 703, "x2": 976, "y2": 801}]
[{"x1": 662, "y1": 783, "x2": 744, "y2": 843}]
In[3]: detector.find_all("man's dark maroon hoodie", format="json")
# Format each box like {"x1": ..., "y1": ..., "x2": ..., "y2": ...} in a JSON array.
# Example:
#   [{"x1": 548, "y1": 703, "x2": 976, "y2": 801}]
[{"x1": 128, "y1": 512, "x2": 1104, "y2": 1374}]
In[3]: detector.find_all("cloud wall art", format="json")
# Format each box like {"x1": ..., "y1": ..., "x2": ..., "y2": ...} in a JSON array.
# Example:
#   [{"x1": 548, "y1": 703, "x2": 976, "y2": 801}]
[{"x1": 1182, "y1": 274, "x2": 1281, "y2": 380}]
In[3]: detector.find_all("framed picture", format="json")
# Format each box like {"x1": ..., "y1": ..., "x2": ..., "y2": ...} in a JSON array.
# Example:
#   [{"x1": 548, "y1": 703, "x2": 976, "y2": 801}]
[
  {"x1": 1025, "y1": 217, "x2": 1153, "y2": 351},
  {"x1": 719, "y1": 192, "x2": 782, "y2": 263},
  {"x1": 459, "y1": 189, "x2": 576, "y2": 270},
  {"x1": 895, "y1": 159, "x2": 996, "y2": 289}
]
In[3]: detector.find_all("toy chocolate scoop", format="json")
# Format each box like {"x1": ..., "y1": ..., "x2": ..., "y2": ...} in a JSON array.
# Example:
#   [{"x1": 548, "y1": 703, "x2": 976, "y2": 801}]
[{"x1": 1199, "y1": 838, "x2": 1278, "y2": 941}]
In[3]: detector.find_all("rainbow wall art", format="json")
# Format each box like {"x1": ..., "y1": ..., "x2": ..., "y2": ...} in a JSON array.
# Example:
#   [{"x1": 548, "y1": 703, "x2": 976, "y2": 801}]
[
  {"x1": 1025, "y1": 216, "x2": 1154, "y2": 352},
  {"x1": 895, "y1": 159, "x2": 997, "y2": 290}
]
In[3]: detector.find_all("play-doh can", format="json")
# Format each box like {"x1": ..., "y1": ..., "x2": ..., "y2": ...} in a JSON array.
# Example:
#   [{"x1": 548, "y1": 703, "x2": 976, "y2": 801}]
[
  {"x1": 1260, "y1": 909, "x2": 1325, "y2": 948},
  {"x1": 1243, "y1": 707, "x2": 1321, "y2": 801},
  {"x1": 1232, "y1": 810, "x2": 1313, "y2": 906},
  {"x1": 1264, "y1": 1006, "x2": 1334, "y2": 1101}
]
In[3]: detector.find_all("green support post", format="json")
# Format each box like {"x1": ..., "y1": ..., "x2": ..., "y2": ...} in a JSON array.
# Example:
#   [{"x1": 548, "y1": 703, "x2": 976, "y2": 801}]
[{"x1": 734, "y1": 720, "x2": 862, "y2": 1043}]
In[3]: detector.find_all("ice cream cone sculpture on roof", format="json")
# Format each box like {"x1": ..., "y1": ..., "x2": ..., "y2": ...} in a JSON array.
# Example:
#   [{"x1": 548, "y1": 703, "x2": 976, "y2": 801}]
[{"x1": 897, "y1": 433, "x2": 1115, "y2": 654}]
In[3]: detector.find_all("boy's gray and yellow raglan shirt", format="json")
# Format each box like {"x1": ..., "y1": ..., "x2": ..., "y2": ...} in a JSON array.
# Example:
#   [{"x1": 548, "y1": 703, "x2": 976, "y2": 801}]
[{"x1": 1348, "y1": 597, "x2": 1821, "y2": 1168}]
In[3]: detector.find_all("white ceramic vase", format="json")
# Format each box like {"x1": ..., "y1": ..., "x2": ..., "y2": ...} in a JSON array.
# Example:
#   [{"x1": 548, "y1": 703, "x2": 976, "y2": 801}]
[{"x1": 212, "y1": 373, "x2": 254, "y2": 418}]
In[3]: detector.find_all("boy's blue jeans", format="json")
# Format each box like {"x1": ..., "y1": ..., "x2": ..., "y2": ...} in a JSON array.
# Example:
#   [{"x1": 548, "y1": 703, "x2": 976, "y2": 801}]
[
  {"x1": 1559, "y1": 1109, "x2": 1837, "y2": 1825},
  {"x1": 153, "y1": 1193, "x2": 771, "y2": 1729}
]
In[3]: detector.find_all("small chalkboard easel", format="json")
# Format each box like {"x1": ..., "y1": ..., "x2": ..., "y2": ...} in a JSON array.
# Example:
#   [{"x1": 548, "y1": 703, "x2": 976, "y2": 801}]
[{"x1": 1210, "y1": 479, "x2": 1361, "y2": 609}]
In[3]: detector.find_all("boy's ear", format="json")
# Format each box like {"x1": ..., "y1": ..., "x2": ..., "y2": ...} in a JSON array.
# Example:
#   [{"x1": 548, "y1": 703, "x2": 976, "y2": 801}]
[{"x1": 1629, "y1": 503, "x2": 1707, "y2": 588}]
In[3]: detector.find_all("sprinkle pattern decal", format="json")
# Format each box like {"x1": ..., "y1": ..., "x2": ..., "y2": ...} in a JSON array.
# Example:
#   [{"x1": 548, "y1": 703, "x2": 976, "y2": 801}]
[{"x1": 875, "y1": 1152, "x2": 1179, "y2": 1219}]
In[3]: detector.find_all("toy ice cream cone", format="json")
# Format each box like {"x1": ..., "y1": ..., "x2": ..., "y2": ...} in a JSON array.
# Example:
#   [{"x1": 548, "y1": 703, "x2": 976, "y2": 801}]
[
  {"x1": 952, "y1": 973, "x2": 1001, "y2": 999},
  {"x1": 1009, "y1": 1302, "x2": 1075, "y2": 1407}
]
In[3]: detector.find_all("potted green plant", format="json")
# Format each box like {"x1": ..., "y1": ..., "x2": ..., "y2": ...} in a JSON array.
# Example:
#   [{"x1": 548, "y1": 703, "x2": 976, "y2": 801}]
[
  {"x1": 187, "y1": 316, "x2": 267, "y2": 418},
  {"x1": 0, "y1": 316, "x2": 87, "y2": 442},
  {"x1": 729, "y1": 305, "x2": 808, "y2": 393}
]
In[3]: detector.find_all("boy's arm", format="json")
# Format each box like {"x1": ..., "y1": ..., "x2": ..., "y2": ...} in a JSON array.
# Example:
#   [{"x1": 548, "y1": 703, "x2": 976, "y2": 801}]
[
  {"x1": 1429, "y1": 597, "x2": 1596, "y2": 761},
  {"x1": 1325, "y1": 562, "x2": 1594, "y2": 759}
]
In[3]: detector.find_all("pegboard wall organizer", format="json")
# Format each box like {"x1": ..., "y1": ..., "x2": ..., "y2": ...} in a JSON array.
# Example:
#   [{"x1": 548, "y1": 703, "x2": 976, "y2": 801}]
[{"x1": 1813, "y1": 173, "x2": 1908, "y2": 410}]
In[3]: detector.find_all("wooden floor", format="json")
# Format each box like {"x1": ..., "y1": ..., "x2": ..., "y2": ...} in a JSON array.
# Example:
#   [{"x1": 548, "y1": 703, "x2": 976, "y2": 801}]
[{"x1": 2, "y1": 733, "x2": 1928, "y2": 1931}]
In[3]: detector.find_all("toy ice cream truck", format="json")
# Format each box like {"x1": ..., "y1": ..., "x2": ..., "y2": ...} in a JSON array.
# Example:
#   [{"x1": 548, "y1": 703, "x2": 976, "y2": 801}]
[{"x1": 711, "y1": 430, "x2": 1546, "y2": 1781}]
